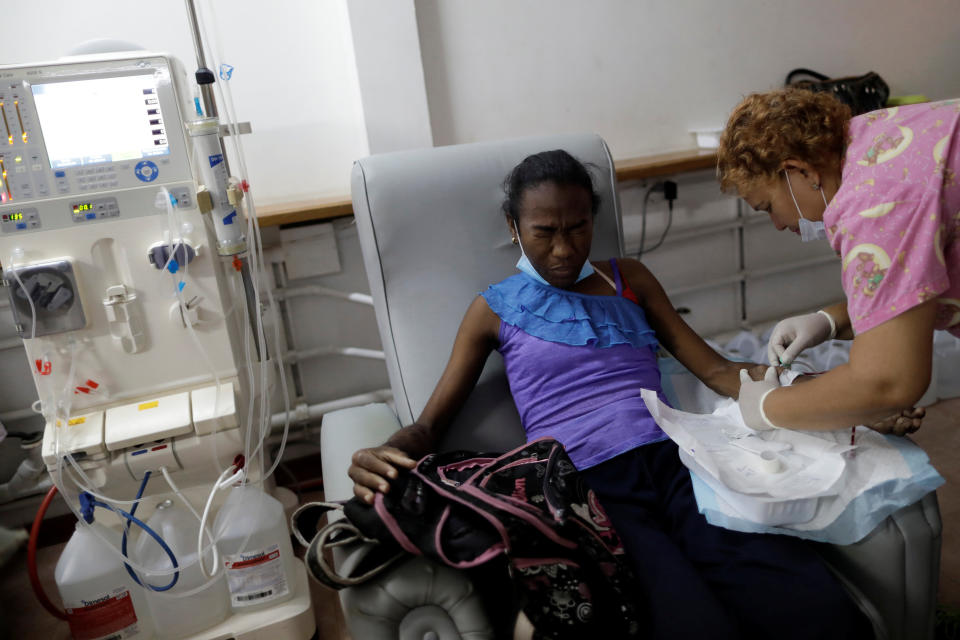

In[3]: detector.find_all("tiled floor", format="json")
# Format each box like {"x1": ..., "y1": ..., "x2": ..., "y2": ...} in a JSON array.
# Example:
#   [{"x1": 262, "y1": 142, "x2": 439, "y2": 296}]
[{"x1": 2, "y1": 398, "x2": 957, "y2": 639}]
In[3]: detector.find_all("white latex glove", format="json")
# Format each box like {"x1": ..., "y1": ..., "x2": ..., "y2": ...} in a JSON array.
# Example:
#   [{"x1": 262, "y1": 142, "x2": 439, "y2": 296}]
[
  {"x1": 738, "y1": 367, "x2": 782, "y2": 431},
  {"x1": 766, "y1": 310, "x2": 837, "y2": 366}
]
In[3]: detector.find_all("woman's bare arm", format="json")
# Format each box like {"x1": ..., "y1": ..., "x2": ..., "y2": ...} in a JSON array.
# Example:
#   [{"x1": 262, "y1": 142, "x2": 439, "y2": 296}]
[
  {"x1": 348, "y1": 296, "x2": 500, "y2": 502},
  {"x1": 618, "y1": 258, "x2": 766, "y2": 397}
]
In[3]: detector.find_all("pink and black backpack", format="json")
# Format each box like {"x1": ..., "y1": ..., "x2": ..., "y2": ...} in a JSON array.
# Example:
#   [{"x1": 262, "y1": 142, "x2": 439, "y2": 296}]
[{"x1": 293, "y1": 437, "x2": 644, "y2": 638}]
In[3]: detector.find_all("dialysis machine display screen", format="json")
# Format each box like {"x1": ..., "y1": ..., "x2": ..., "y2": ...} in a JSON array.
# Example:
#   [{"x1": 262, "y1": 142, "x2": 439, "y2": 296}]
[{"x1": 31, "y1": 74, "x2": 170, "y2": 169}]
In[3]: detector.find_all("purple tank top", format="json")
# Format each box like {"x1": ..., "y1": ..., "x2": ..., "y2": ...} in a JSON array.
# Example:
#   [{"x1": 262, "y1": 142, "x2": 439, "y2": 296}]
[{"x1": 482, "y1": 260, "x2": 668, "y2": 469}]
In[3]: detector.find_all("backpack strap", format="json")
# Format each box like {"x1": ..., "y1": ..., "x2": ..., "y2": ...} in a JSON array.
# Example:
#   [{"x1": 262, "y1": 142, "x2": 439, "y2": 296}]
[
  {"x1": 304, "y1": 520, "x2": 407, "y2": 590},
  {"x1": 291, "y1": 501, "x2": 351, "y2": 548},
  {"x1": 293, "y1": 501, "x2": 408, "y2": 591}
]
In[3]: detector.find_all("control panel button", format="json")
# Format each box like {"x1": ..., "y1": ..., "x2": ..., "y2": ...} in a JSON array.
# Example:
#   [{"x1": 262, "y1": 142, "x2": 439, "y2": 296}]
[{"x1": 134, "y1": 160, "x2": 159, "y2": 182}]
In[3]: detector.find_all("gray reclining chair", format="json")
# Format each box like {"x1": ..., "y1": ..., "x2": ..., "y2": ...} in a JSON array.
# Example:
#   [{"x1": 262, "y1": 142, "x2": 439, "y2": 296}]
[{"x1": 318, "y1": 133, "x2": 942, "y2": 640}]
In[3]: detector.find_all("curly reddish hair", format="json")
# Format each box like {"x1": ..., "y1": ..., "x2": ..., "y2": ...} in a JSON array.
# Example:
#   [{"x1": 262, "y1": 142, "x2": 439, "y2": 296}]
[{"x1": 717, "y1": 88, "x2": 852, "y2": 193}]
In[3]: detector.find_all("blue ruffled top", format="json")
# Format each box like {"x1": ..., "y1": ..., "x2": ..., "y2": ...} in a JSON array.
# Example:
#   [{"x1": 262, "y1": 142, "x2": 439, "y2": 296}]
[
  {"x1": 481, "y1": 272, "x2": 668, "y2": 470},
  {"x1": 480, "y1": 273, "x2": 659, "y2": 350}
]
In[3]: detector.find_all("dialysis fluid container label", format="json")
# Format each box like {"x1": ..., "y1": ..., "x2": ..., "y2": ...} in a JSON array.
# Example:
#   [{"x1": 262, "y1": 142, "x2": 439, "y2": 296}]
[
  {"x1": 64, "y1": 587, "x2": 141, "y2": 640},
  {"x1": 223, "y1": 543, "x2": 290, "y2": 606}
]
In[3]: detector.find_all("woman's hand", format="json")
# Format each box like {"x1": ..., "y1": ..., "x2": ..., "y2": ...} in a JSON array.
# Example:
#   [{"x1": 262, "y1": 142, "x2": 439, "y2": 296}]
[
  {"x1": 866, "y1": 407, "x2": 925, "y2": 436},
  {"x1": 741, "y1": 362, "x2": 784, "y2": 382},
  {"x1": 348, "y1": 446, "x2": 417, "y2": 504}
]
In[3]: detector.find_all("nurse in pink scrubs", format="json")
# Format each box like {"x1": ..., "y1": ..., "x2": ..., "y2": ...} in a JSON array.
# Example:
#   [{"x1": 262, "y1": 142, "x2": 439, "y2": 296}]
[{"x1": 717, "y1": 89, "x2": 960, "y2": 433}]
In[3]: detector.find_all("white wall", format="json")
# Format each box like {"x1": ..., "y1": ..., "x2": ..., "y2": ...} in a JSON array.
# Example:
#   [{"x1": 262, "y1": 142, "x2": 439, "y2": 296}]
[
  {"x1": 5, "y1": 1, "x2": 957, "y2": 198},
  {"x1": 0, "y1": 0, "x2": 368, "y2": 203},
  {"x1": 346, "y1": 0, "x2": 434, "y2": 153},
  {"x1": 416, "y1": 0, "x2": 960, "y2": 158},
  {"x1": 1, "y1": 0, "x2": 957, "y2": 488}
]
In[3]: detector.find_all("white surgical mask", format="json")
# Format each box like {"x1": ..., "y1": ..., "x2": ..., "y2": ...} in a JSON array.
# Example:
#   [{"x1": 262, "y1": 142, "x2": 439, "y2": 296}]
[
  {"x1": 784, "y1": 169, "x2": 829, "y2": 242},
  {"x1": 514, "y1": 223, "x2": 594, "y2": 286}
]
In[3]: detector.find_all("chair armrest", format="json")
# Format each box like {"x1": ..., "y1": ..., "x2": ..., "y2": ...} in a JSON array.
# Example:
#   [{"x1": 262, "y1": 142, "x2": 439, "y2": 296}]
[
  {"x1": 816, "y1": 492, "x2": 942, "y2": 640},
  {"x1": 318, "y1": 404, "x2": 497, "y2": 639},
  {"x1": 336, "y1": 546, "x2": 495, "y2": 640},
  {"x1": 320, "y1": 403, "x2": 403, "y2": 503}
]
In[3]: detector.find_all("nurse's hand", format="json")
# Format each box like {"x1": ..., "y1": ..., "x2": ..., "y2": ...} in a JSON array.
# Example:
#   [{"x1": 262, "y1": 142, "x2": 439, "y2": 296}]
[
  {"x1": 767, "y1": 311, "x2": 836, "y2": 366},
  {"x1": 348, "y1": 446, "x2": 417, "y2": 504},
  {"x1": 738, "y1": 367, "x2": 782, "y2": 430},
  {"x1": 867, "y1": 407, "x2": 925, "y2": 436}
]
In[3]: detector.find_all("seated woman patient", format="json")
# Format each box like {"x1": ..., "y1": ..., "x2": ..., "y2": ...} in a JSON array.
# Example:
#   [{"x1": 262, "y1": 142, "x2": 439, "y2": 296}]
[{"x1": 348, "y1": 150, "x2": 871, "y2": 640}]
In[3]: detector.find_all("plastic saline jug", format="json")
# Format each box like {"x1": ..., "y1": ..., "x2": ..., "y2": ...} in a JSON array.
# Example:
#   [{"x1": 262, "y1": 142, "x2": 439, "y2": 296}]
[
  {"x1": 132, "y1": 499, "x2": 230, "y2": 639},
  {"x1": 213, "y1": 484, "x2": 296, "y2": 612},
  {"x1": 55, "y1": 521, "x2": 155, "y2": 640}
]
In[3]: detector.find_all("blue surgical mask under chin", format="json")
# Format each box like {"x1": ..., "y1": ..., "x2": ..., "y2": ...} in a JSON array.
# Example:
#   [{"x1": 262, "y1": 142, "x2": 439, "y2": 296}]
[
  {"x1": 514, "y1": 230, "x2": 594, "y2": 286},
  {"x1": 784, "y1": 169, "x2": 829, "y2": 242}
]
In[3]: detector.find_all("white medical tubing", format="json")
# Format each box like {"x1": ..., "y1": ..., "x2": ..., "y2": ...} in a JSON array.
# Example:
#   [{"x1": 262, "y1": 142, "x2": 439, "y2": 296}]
[
  {"x1": 158, "y1": 186, "x2": 227, "y2": 473},
  {"x1": 188, "y1": 2, "x2": 292, "y2": 486},
  {"x1": 37, "y1": 4, "x2": 295, "y2": 574},
  {"x1": 197, "y1": 465, "x2": 239, "y2": 577},
  {"x1": 43, "y1": 188, "x2": 221, "y2": 507},
  {"x1": 39, "y1": 324, "x2": 194, "y2": 581},
  {"x1": 160, "y1": 465, "x2": 220, "y2": 577}
]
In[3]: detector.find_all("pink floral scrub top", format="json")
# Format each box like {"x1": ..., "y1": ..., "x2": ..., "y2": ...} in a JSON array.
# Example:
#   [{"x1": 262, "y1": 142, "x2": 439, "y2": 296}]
[{"x1": 824, "y1": 100, "x2": 960, "y2": 337}]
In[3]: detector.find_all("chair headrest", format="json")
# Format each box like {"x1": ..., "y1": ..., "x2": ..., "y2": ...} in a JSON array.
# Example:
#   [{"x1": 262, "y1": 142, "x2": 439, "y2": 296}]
[{"x1": 351, "y1": 134, "x2": 623, "y2": 451}]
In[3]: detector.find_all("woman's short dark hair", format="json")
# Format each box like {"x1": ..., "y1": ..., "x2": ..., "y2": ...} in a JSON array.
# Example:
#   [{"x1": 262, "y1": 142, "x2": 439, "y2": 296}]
[{"x1": 501, "y1": 149, "x2": 601, "y2": 221}]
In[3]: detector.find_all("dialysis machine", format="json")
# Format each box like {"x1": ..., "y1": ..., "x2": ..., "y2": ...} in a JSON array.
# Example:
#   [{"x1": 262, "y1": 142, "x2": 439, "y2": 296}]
[{"x1": 0, "y1": 52, "x2": 315, "y2": 638}]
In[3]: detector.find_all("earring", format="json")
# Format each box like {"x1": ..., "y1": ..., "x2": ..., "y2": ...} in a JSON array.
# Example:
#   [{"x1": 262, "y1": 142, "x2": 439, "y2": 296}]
[
  {"x1": 811, "y1": 182, "x2": 820, "y2": 190},
  {"x1": 511, "y1": 236, "x2": 518, "y2": 245}
]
